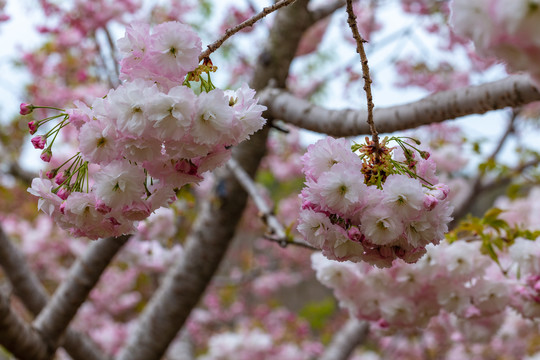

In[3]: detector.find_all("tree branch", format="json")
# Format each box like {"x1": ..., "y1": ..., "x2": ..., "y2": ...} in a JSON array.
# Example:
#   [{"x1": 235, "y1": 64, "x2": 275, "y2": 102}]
[
  {"x1": 0, "y1": 224, "x2": 111, "y2": 360},
  {"x1": 319, "y1": 318, "x2": 369, "y2": 360},
  {"x1": 0, "y1": 291, "x2": 49, "y2": 360},
  {"x1": 199, "y1": 0, "x2": 298, "y2": 61},
  {"x1": 32, "y1": 235, "x2": 129, "y2": 355},
  {"x1": 451, "y1": 110, "x2": 517, "y2": 225},
  {"x1": 345, "y1": 0, "x2": 378, "y2": 149},
  {"x1": 258, "y1": 74, "x2": 540, "y2": 136},
  {"x1": 310, "y1": 0, "x2": 346, "y2": 22},
  {"x1": 227, "y1": 157, "x2": 318, "y2": 250},
  {"x1": 227, "y1": 157, "x2": 285, "y2": 238}
]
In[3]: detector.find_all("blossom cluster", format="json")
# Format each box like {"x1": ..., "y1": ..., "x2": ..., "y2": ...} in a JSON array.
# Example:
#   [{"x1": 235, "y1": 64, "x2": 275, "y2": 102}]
[
  {"x1": 298, "y1": 136, "x2": 452, "y2": 267},
  {"x1": 313, "y1": 230, "x2": 540, "y2": 336},
  {"x1": 25, "y1": 21, "x2": 266, "y2": 239},
  {"x1": 312, "y1": 241, "x2": 505, "y2": 333},
  {"x1": 451, "y1": 0, "x2": 540, "y2": 85}
]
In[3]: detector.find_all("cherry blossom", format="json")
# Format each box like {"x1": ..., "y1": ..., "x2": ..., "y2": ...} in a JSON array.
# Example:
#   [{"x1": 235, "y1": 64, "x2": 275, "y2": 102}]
[
  {"x1": 298, "y1": 136, "x2": 452, "y2": 267},
  {"x1": 23, "y1": 21, "x2": 267, "y2": 239}
]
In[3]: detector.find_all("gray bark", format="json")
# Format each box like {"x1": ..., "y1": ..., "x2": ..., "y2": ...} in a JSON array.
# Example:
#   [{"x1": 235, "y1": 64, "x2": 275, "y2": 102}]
[
  {"x1": 258, "y1": 74, "x2": 540, "y2": 135},
  {"x1": 0, "y1": 225, "x2": 112, "y2": 360}
]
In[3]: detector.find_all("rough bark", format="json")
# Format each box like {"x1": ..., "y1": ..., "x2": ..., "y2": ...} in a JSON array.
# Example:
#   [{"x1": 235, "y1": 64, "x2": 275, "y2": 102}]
[
  {"x1": 32, "y1": 235, "x2": 129, "y2": 355},
  {"x1": 258, "y1": 74, "x2": 540, "y2": 135},
  {"x1": 117, "y1": 1, "x2": 317, "y2": 359},
  {"x1": 0, "y1": 225, "x2": 111, "y2": 360},
  {"x1": 320, "y1": 318, "x2": 369, "y2": 360},
  {"x1": 0, "y1": 291, "x2": 49, "y2": 360}
]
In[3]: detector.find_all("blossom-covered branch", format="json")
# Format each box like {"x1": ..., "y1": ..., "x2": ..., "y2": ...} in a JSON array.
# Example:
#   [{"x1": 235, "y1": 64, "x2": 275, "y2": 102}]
[
  {"x1": 0, "y1": 291, "x2": 49, "y2": 360},
  {"x1": 198, "y1": 0, "x2": 298, "y2": 61},
  {"x1": 33, "y1": 235, "x2": 130, "y2": 354},
  {"x1": 258, "y1": 74, "x2": 540, "y2": 135},
  {"x1": 0, "y1": 225, "x2": 111, "y2": 360}
]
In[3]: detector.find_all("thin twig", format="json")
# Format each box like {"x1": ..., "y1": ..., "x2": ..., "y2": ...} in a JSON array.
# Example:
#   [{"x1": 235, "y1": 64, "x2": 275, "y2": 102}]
[
  {"x1": 103, "y1": 25, "x2": 120, "y2": 85},
  {"x1": 451, "y1": 110, "x2": 518, "y2": 226},
  {"x1": 92, "y1": 33, "x2": 116, "y2": 89},
  {"x1": 198, "y1": 0, "x2": 298, "y2": 61},
  {"x1": 480, "y1": 157, "x2": 540, "y2": 194},
  {"x1": 262, "y1": 234, "x2": 319, "y2": 250},
  {"x1": 227, "y1": 158, "x2": 317, "y2": 251},
  {"x1": 345, "y1": 0, "x2": 379, "y2": 151}
]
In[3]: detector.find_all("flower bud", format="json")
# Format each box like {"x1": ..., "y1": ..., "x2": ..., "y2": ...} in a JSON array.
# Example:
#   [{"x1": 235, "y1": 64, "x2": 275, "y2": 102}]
[
  {"x1": 40, "y1": 148, "x2": 52, "y2": 162},
  {"x1": 31, "y1": 135, "x2": 47, "y2": 149},
  {"x1": 20, "y1": 103, "x2": 34, "y2": 115},
  {"x1": 28, "y1": 121, "x2": 38, "y2": 135},
  {"x1": 55, "y1": 171, "x2": 69, "y2": 185},
  {"x1": 57, "y1": 186, "x2": 71, "y2": 200},
  {"x1": 45, "y1": 169, "x2": 57, "y2": 179}
]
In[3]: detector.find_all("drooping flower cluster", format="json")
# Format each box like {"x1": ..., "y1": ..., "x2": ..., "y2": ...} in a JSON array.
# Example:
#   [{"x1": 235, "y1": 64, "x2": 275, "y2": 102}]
[
  {"x1": 451, "y1": 0, "x2": 540, "y2": 85},
  {"x1": 298, "y1": 136, "x2": 452, "y2": 267},
  {"x1": 312, "y1": 241, "x2": 510, "y2": 333},
  {"x1": 24, "y1": 21, "x2": 266, "y2": 239}
]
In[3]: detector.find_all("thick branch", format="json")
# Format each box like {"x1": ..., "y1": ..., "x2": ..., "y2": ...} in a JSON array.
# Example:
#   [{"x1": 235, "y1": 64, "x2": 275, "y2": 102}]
[
  {"x1": 0, "y1": 291, "x2": 49, "y2": 360},
  {"x1": 0, "y1": 225, "x2": 111, "y2": 360},
  {"x1": 258, "y1": 74, "x2": 540, "y2": 136},
  {"x1": 33, "y1": 235, "x2": 129, "y2": 355},
  {"x1": 319, "y1": 318, "x2": 369, "y2": 360},
  {"x1": 310, "y1": 0, "x2": 346, "y2": 21}
]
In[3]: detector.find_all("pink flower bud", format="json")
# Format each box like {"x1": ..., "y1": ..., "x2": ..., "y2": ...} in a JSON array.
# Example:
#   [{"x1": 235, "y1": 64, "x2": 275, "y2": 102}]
[
  {"x1": 31, "y1": 135, "x2": 47, "y2": 149},
  {"x1": 40, "y1": 148, "x2": 52, "y2": 162},
  {"x1": 347, "y1": 227, "x2": 365, "y2": 243},
  {"x1": 57, "y1": 186, "x2": 70, "y2": 200},
  {"x1": 432, "y1": 184, "x2": 450, "y2": 200},
  {"x1": 423, "y1": 194, "x2": 438, "y2": 210},
  {"x1": 59, "y1": 202, "x2": 66, "y2": 214},
  {"x1": 45, "y1": 169, "x2": 57, "y2": 179},
  {"x1": 55, "y1": 171, "x2": 69, "y2": 185},
  {"x1": 28, "y1": 121, "x2": 38, "y2": 135},
  {"x1": 20, "y1": 103, "x2": 34, "y2": 115}
]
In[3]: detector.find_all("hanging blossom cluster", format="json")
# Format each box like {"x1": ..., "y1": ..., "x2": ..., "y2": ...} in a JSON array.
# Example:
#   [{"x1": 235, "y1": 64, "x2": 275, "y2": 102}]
[
  {"x1": 313, "y1": 232, "x2": 540, "y2": 336},
  {"x1": 451, "y1": 0, "x2": 540, "y2": 85},
  {"x1": 312, "y1": 242, "x2": 510, "y2": 333},
  {"x1": 22, "y1": 21, "x2": 266, "y2": 240},
  {"x1": 298, "y1": 136, "x2": 452, "y2": 267}
]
